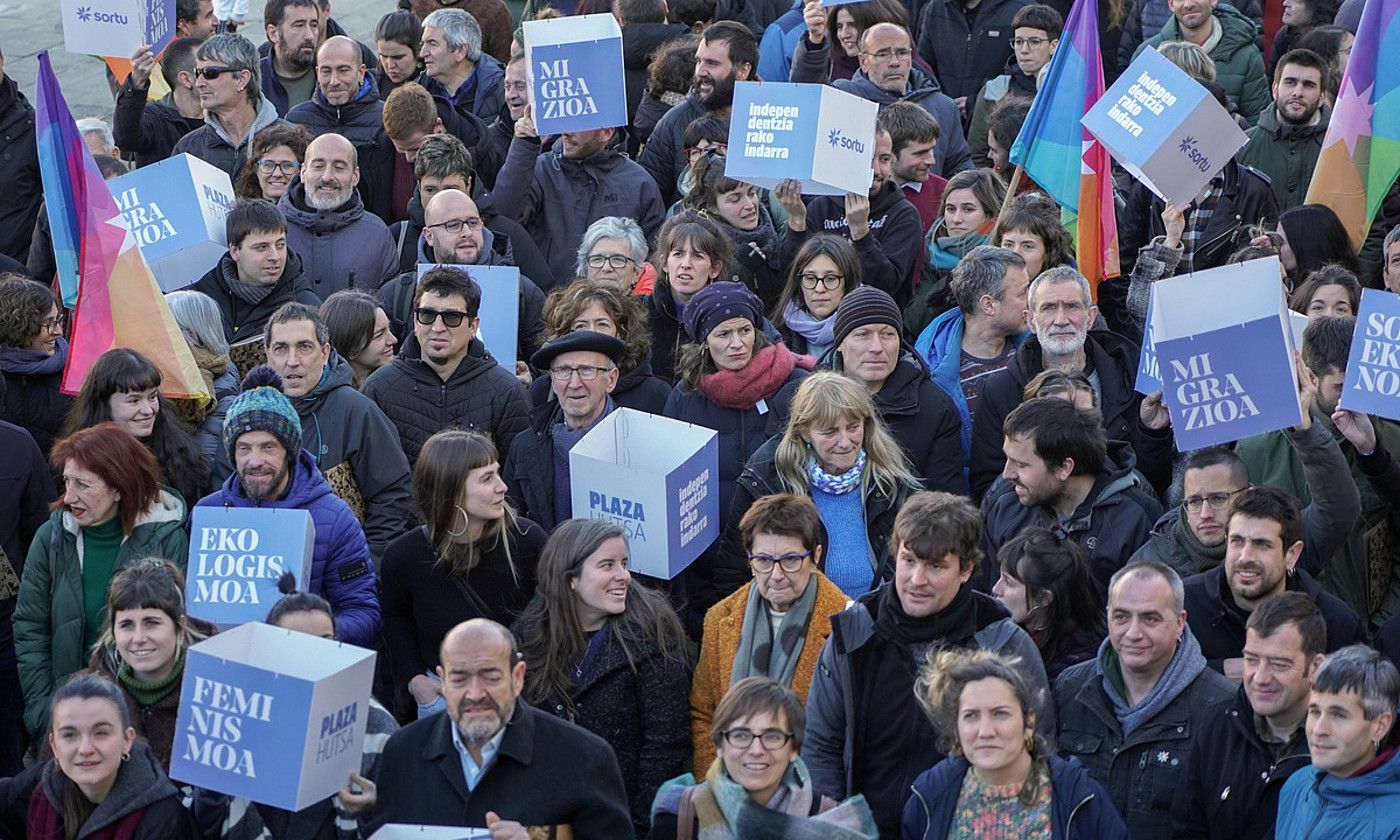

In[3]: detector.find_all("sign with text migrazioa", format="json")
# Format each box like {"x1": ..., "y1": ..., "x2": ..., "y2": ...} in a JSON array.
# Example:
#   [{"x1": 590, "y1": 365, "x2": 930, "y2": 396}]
[
  {"x1": 185, "y1": 506, "x2": 314, "y2": 629},
  {"x1": 171, "y1": 622, "x2": 376, "y2": 811},
  {"x1": 522, "y1": 13, "x2": 627, "y2": 135},
  {"x1": 569, "y1": 409, "x2": 719, "y2": 579},
  {"x1": 108, "y1": 154, "x2": 235, "y2": 292},
  {"x1": 725, "y1": 81, "x2": 878, "y2": 196}
]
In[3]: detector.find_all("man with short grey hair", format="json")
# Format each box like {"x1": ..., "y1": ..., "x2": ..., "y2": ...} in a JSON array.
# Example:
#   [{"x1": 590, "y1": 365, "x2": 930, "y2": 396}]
[
  {"x1": 576, "y1": 216, "x2": 649, "y2": 293},
  {"x1": 173, "y1": 33, "x2": 288, "y2": 181},
  {"x1": 421, "y1": 8, "x2": 507, "y2": 123}
]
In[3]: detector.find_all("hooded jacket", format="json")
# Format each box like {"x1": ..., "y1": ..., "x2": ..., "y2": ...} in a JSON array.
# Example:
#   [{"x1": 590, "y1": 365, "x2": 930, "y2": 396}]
[
  {"x1": 1276, "y1": 747, "x2": 1400, "y2": 840},
  {"x1": 915, "y1": 0, "x2": 1029, "y2": 103},
  {"x1": 279, "y1": 179, "x2": 400, "y2": 299},
  {"x1": 492, "y1": 132, "x2": 666, "y2": 288},
  {"x1": 14, "y1": 489, "x2": 188, "y2": 736},
  {"x1": 387, "y1": 187, "x2": 551, "y2": 286},
  {"x1": 968, "y1": 57, "x2": 1038, "y2": 168},
  {"x1": 0, "y1": 74, "x2": 40, "y2": 264},
  {"x1": 285, "y1": 75, "x2": 385, "y2": 149},
  {"x1": 171, "y1": 96, "x2": 287, "y2": 183},
  {"x1": 903, "y1": 755, "x2": 1130, "y2": 840},
  {"x1": 190, "y1": 249, "x2": 320, "y2": 345},
  {"x1": 198, "y1": 449, "x2": 380, "y2": 647},
  {"x1": 113, "y1": 78, "x2": 205, "y2": 170},
  {"x1": 422, "y1": 53, "x2": 508, "y2": 125},
  {"x1": 1138, "y1": 3, "x2": 1270, "y2": 126},
  {"x1": 1237, "y1": 102, "x2": 1332, "y2": 212},
  {"x1": 361, "y1": 334, "x2": 531, "y2": 466}
]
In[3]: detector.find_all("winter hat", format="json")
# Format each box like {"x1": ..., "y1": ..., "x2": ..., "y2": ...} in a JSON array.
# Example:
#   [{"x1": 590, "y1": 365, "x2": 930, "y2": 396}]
[
  {"x1": 682, "y1": 281, "x2": 764, "y2": 342},
  {"x1": 531, "y1": 330, "x2": 628, "y2": 370},
  {"x1": 832, "y1": 285, "x2": 903, "y2": 350},
  {"x1": 221, "y1": 366, "x2": 303, "y2": 462}
]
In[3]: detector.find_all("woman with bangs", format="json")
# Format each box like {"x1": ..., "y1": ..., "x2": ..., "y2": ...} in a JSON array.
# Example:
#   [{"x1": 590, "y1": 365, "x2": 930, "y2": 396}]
[
  {"x1": 647, "y1": 212, "x2": 736, "y2": 382},
  {"x1": 684, "y1": 154, "x2": 786, "y2": 309},
  {"x1": 380, "y1": 429, "x2": 546, "y2": 720},
  {"x1": 770, "y1": 235, "x2": 862, "y2": 360},
  {"x1": 907, "y1": 169, "x2": 1007, "y2": 336},
  {"x1": 992, "y1": 192, "x2": 1076, "y2": 281}
]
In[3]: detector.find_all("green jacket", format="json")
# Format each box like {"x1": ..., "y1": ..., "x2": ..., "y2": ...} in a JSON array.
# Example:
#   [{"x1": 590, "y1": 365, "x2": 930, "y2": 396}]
[
  {"x1": 14, "y1": 488, "x2": 188, "y2": 736},
  {"x1": 1237, "y1": 103, "x2": 1331, "y2": 212},
  {"x1": 1235, "y1": 414, "x2": 1400, "y2": 632},
  {"x1": 1139, "y1": 3, "x2": 1270, "y2": 127}
]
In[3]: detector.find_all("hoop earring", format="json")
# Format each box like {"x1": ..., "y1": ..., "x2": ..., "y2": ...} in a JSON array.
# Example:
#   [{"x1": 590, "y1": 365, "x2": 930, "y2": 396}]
[
  {"x1": 447, "y1": 505, "x2": 469, "y2": 538},
  {"x1": 121, "y1": 752, "x2": 130, "y2": 762}
]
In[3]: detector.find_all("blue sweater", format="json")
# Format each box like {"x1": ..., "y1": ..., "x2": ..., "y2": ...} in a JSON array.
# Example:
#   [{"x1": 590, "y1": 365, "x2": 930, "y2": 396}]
[{"x1": 812, "y1": 485, "x2": 873, "y2": 596}]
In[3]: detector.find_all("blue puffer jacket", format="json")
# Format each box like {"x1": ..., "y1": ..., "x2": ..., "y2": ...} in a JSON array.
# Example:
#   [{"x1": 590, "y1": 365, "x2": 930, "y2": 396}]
[
  {"x1": 197, "y1": 449, "x2": 381, "y2": 647},
  {"x1": 757, "y1": 1, "x2": 806, "y2": 90},
  {"x1": 902, "y1": 755, "x2": 1130, "y2": 840},
  {"x1": 1275, "y1": 748, "x2": 1400, "y2": 840}
]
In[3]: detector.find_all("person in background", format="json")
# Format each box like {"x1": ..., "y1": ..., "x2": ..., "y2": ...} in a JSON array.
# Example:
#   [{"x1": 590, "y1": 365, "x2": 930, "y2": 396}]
[
  {"x1": 0, "y1": 45, "x2": 40, "y2": 265},
  {"x1": 1237, "y1": 49, "x2": 1332, "y2": 213},
  {"x1": 769, "y1": 235, "x2": 860, "y2": 360},
  {"x1": 879, "y1": 102, "x2": 947, "y2": 239},
  {"x1": 1133, "y1": 0, "x2": 1269, "y2": 126},
  {"x1": 165, "y1": 289, "x2": 242, "y2": 465},
  {"x1": 1289, "y1": 264, "x2": 1360, "y2": 321},
  {"x1": 320, "y1": 289, "x2": 398, "y2": 388},
  {"x1": 0, "y1": 276, "x2": 71, "y2": 455},
  {"x1": 646, "y1": 212, "x2": 736, "y2": 382},
  {"x1": 992, "y1": 527, "x2": 1106, "y2": 684},
  {"x1": 173, "y1": 34, "x2": 288, "y2": 182},
  {"x1": 907, "y1": 168, "x2": 1006, "y2": 336},
  {"x1": 285, "y1": 37, "x2": 387, "y2": 186},
  {"x1": 1275, "y1": 204, "x2": 1362, "y2": 290},
  {"x1": 575, "y1": 216, "x2": 653, "y2": 296},
  {"x1": 992, "y1": 192, "x2": 1077, "y2": 281},
  {"x1": 374, "y1": 10, "x2": 424, "y2": 99},
  {"x1": 260, "y1": 0, "x2": 321, "y2": 115},
  {"x1": 684, "y1": 154, "x2": 785, "y2": 308},
  {"x1": 233, "y1": 123, "x2": 313, "y2": 201},
  {"x1": 1296, "y1": 25, "x2": 1353, "y2": 103},
  {"x1": 916, "y1": 0, "x2": 1028, "y2": 111},
  {"x1": 1269, "y1": 0, "x2": 1339, "y2": 74},
  {"x1": 419, "y1": 8, "x2": 506, "y2": 124},
  {"x1": 115, "y1": 37, "x2": 207, "y2": 169},
  {"x1": 631, "y1": 34, "x2": 700, "y2": 160},
  {"x1": 967, "y1": 4, "x2": 1061, "y2": 168},
  {"x1": 985, "y1": 97, "x2": 1031, "y2": 180}
]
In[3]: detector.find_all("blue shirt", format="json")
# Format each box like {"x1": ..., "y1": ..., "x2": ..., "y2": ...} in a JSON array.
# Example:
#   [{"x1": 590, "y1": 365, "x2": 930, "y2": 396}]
[
  {"x1": 811, "y1": 486, "x2": 873, "y2": 596},
  {"x1": 448, "y1": 715, "x2": 506, "y2": 791}
]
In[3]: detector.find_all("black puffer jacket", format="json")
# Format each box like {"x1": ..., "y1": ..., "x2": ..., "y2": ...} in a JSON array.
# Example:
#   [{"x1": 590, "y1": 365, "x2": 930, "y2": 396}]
[
  {"x1": 189, "y1": 250, "x2": 320, "y2": 345},
  {"x1": 112, "y1": 79, "x2": 205, "y2": 169},
  {"x1": 915, "y1": 0, "x2": 1029, "y2": 103},
  {"x1": 285, "y1": 76, "x2": 384, "y2": 148},
  {"x1": 361, "y1": 334, "x2": 530, "y2": 466},
  {"x1": 0, "y1": 341, "x2": 72, "y2": 457},
  {"x1": 621, "y1": 22, "x2": 691, "y2": 123},
  {"x1": 0, "y1": 74, "x2": 40, "y2": 264},
  {"x1": 864, "y1": 353, "x2": 964, "y2": 494}
]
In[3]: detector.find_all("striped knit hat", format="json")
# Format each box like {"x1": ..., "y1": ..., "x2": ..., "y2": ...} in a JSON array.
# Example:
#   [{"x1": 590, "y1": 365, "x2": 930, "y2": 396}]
[
  {"x1": 832, "y1": 286, "x2": 903, "y2": 350},
  {"x1": 222, "y1": 366, "x2": 303, "y2": 462}
]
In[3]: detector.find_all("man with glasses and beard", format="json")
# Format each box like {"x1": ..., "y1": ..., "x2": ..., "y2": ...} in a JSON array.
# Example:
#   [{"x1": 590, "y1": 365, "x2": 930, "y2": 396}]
[
  {"x1": 366, "y1": 619, "x2": 633, "y2": 836},
  {"x1": 173, "y1": 33, "x2": 289, "y2": 181}
]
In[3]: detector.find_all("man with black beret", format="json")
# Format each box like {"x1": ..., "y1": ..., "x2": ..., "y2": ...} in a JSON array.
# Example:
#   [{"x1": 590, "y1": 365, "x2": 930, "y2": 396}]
[{"x1": 504, "y1": 331, "x2": 627, "y2": 529}]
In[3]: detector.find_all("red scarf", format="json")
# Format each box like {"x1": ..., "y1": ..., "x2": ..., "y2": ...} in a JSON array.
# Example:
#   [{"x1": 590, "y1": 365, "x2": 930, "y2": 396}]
[
  {"x1": 698, "y1": 343, "x2": 815, "y2": 409},
  {"x1": 26, "y1": 786, "x2": 146, "y2": 840}
]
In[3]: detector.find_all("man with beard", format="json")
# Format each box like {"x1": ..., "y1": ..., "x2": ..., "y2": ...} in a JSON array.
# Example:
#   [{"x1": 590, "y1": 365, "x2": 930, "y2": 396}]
[
  {"x1": 279, "y1": 132, "x2": 399, "y2": 298},
  {"x1": 197, "y1": 366, "x2": 381, "y2": 647},
  {"x1": 969, "y1": 266, "x2": 1174, "y2": 501},
  {"x1": 983, "y1": 397, "x2": 1162, "y2": 595},
  {"x1": 261, "y1": 0, "x2": 321, "y2": 115},
  {"x1": 1236, "y1": 49, "x2": 1332, "y2": 212},
  {"x1": 366, "y1": 619, "x2": 633, "y2": 835},
  {"x1": 639, "y1": 20, "x2": 756, "y2": 205},
  {"x1": 1181, "y1": 487, "x2": 1361, "y2": 677},
  {"x1": 173, "y1": 34, "x2": 289, "y2": 181}
]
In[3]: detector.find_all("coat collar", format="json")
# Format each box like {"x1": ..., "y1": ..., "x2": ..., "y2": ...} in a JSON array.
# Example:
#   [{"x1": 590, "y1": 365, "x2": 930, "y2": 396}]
[{"x1": 422, "y1": 699, "x2": 539, "y2": 800}]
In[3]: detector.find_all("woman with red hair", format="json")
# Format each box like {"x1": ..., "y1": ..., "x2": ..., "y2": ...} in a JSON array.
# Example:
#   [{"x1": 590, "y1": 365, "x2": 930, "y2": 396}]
[{"x1": 13, "y1": 423, "x2": 188, "y2": 739}]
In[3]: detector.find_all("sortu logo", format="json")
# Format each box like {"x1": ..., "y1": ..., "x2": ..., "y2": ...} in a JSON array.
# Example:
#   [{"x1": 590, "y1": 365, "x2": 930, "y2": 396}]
[
  {"x1": 826, "y1": 128, "x2": 866, "y2": 154},
  {"x1": 76, "y1": 6, "x2": 130, "y2": 24}
]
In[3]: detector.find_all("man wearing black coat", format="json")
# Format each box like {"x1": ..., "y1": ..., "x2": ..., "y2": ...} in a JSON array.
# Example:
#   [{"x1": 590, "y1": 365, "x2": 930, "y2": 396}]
[
  {"x1": 0, "y1": 48, "x2": 40, "y2": 265},
  {"x1": 113, "y1": 38, "x2": 207, "y2": 170},
  {"x1": 618, "y1": 0, "x2": 690, "y2": 121},
  {"x1": 367, "y1": 619, "x2": 634, "y2": 838},
  {"x1": 286, "y1": 37, "x2": 385, "y2": 155}
]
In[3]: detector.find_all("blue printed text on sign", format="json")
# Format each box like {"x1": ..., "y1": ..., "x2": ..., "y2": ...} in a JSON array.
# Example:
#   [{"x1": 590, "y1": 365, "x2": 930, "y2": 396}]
[{"x1": 588, "y1": 491, "x2": 647, "y2": 541}]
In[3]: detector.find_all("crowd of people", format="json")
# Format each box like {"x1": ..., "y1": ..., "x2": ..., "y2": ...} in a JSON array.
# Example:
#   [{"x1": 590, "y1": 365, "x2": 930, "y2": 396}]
[{"x1": 0, "y1": 0, "x2": 1399, "y2": 836}]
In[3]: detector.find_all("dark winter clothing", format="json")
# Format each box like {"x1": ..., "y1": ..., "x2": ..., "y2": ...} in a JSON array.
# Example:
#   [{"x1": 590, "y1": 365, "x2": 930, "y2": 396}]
[
  {"x1": 361, "y1": 334, "x2": 531, "y2": 466},
  {"x1": 638, "y1": 93, "x2": 708, "y2": 206},
  {"x1": 197, "y1": 449, "x2": 381, "y2": 647},
  {"x1": 387, "y1": 187, "x2": 551, "y2": 288},
  {"x1": 422, "y1": 54, "x2": 508, "y2": 125},
  {"x1": 526, "y1": 352, "x2": 673, "y2": 415},
  {"x1": 1236, "y1": 102, "x2": 1331, "y2": 212},
  {"x1": 622, "y1": 22, "x2": 691, "y2": 122},
  {"x1": 189, "y1": 250, "x2": 320, "y2": 345},
  {"x1": 646, "y1": 285, "x2": 689, "y2": 383},
  {"x1": 903, "y1": 755, "x2": 1130, "y2": 840},
  {"x1": 0, "y1": 340, "x2": 72, "y2": 456},
  {"x1": 170, "y1": 97, "x2": 287, "y2": 183},
  {"x1": 285, "y1": 76, "x2": 385, "y2": 149},
  {"x1": 367, "y1": 702, "x2": 635, "y2": 837},
  {"x1": 854, "y1": 352, "x2": 964, "y2": 494},
  {"x1": 112, "y1": 78, "x2": 205, "y2": 169},
  {"x1": 360, "y1": 95, "x2": 503, "y2": 217},
  {"x1": 968, "y1": 59, "x2": 1037, "y2": 168},
  {"x1": 259, "y1": 53, "x2": 315, "y2": 117},
  {"x1": 278, "y1": 179, "x2": 399, "y2": 299},
  {"x1": 504, "y1": 402, "x2": 599, "y2": 530},
  {"x1": 916, "y1": 0, "x2": 1029, "y2": 104},
  {"x1": 0, "y1": 74, "x2": 40, "y2": 264},
  {"x1": 1136, "y1": 3, "x2": 1271, "y2": 126},
  {"x1": 0, "y1": 419, "x2": 50, "y2": 652}
]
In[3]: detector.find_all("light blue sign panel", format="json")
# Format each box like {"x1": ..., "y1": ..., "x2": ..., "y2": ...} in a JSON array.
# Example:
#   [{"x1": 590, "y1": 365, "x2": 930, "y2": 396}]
[
  {"x1": 727, "y1": 83, "x2": 821, "y2": 190},
  {"x1": 110, "y1": 154, "x2": 234, "y2": 292},
  {"x1": 1136, "y1": 292, "x2": 1163, "y2": 395},
  {"x1": 1342, "y1": 288, "x2": 1400, "y2": 420},
  {"x1": 61, "y1": 0, "x2": 177, "y2": 61},
  {"x1": 417, "y1": 264, "x2": 520, "y2": 371},
  {"x1": 523, "y1": 13, "x2": 627, "y2": 135},
  {"x1": 185, "y1": 506, "x2": 314, "y2": 629}
]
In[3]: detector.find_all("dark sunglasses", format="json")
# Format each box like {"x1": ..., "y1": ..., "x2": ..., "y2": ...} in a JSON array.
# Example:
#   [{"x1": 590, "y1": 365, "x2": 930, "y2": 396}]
[
  {"x1": 415, "y1": 307, "x2": 469, "y2": 328},
  {"x1": 195, "y1": 65, "x2": 242, "y2": 80}
]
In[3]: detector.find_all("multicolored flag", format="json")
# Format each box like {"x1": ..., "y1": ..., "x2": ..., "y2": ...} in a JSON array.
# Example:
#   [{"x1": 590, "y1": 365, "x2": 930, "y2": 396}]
[
  {"x1": 1303, "y1": 0, "x2": 1400, "y2": 251},
  {"x1": 34, "y1": 51, "x2": 210, "y2": 402},
  {"x1": 1008, "y1": 0, "x2": 1120, "y2": 295}
]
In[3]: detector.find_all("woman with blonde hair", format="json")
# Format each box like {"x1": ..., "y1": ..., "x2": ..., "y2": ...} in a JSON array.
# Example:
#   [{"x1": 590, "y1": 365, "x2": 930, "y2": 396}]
[{"x1": 727, "y1": 372, "x2": 919, "y2": 597}]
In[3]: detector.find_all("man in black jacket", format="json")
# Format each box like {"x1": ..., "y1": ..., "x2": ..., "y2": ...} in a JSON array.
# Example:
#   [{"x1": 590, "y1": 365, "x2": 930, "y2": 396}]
[
  {"x1": 371, "y1": 81, "x2": 500, "y2": 217},
  {"x1": 1183, "y1": 486, "x2": 1362, "y2": 676},
  {"x1": 367, "y1": 619, "x2": 634, "y2": 837},
  {"x1": 1171, "y1": 592, "x2": 1326, "y2": 840},
  {"x1": 286, "y1": 37, "x2": 384, "y2": 154},
  {"x1": 916, "y1": 0, "x2": 1029, "y2": 109},
  {"x1": 113, "y1": 38, "x2": 207, "y2": 169},
  {"x1": 0, "y1": 48, "x2": 40, "y2": 264}
]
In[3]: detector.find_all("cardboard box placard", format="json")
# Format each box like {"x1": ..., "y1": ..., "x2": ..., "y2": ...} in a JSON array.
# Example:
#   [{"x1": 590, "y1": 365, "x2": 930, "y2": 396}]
[
  {"x1": 522, "y1": 14, "x2": 627, "y2": 135},
  {"x1": 62, "y1": 0, "x2": 176, "y2": 60},
  {"x1": 569, "y1": 409, "x2": 719, "y2": 579},
  {"x1": 1150, "y1": 256, "x2": 1303, "y2": 450},
  {"x1": 725, "y1": 81, "x2": 878, "y2": 196},
  {"x1": 109, "y1": 154, "x2": 234, "y2": 292},
  {"x1": 171, "y1": 623, "x2": 376, "y2": 811},
  {"x1": 1082, "y1": 47, "x2": 1247, "y2": 207},
  {"x1": 1341, "y1": 288, "x2": 1400, "y2": 420},
  {"x1": 185, "y1": 507, "x2": 314, "y2": 629},
  {"x1": 1136, "y1": 288, "x2": 1163, "y2": 395},
  {"x1": 369, "y1": 828, "x2": 491, "y2": 840},
  {"x1": 417, "y1": 264, "x2": 520, "y2": 371}
]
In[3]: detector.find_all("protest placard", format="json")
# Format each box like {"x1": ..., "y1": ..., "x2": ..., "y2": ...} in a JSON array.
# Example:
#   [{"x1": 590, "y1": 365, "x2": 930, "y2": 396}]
[
  {"x1": 1150, "y1": 257, "x2": 1303, "y2": 449},
  {"x1": 522, "y1": 14, "x2": 627, "y2": 135},
  {"x1": 61, "y1": 0, "x2": 176, "y2": 62},
  {"x1": 725, "y1": 81, "x2": 878, "y2": 196},
  {"x1": 185, "y1": 507, "x2": 314, "y2": 629},
  {"x1": 1341, "y1": 288, "x2": 1400, "y2": 420},
  {"x1": 417, "y1": 265, "x2": 520, "y2": 371},
  {"x1": 109, "y1": 154, "x2": 235, "y2": 292},
  {"x1": 1136, "y1": 288, "x2": 1163, "y2": 394},
  {"x1": 171, "y1": 623, "x2": 376, "y2": 811},
  {"x1": 569, "y1": 409, "x2": 719, "y2": 579},
  {"x1": 369, "y1": 828, "x2": 491, "y2": 840},
  {"x1": 1082, "y1": 46, "x2": 1247, "y2": 207}
]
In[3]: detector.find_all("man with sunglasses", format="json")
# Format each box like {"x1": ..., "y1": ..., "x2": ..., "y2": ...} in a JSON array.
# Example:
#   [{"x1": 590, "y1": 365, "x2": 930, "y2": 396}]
[
  {"x1": 173, "y1": 33, "x2": 290, "y2": 181},
  {"x1": 114, "y1": 37, "x2": 207, "y2": 169},
  {"x1": 504, "y1": 330, "x2": 626, "y2": 529}
]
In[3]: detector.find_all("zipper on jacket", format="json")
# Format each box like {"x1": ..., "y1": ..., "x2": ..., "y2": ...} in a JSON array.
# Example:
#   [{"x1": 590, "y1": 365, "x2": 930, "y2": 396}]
[
  {"x1": 909, "y1": 784, "x2": 933, "y2": 840},
  {"x1": 1065, "y1": 793, "x2": 1093, "y2": 836},
  {"x1": 1301, "y1": 775, "x2": 1327, "y2": 840}
]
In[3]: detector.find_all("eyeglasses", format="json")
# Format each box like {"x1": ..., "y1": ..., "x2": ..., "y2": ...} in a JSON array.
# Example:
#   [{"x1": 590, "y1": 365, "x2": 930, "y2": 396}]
[
  {"x1": 194, "y1": 65, "x2": 241, "y2": 80},
  {"x1": 256, "y1": 159, "x2": 302, "y2": 175},
  {"x1": 860, "y1": 47, "x2": 913, "y2": 61},
  {"x1": 548, "y1": 364, "x2": 615, "y2": 382},
  {"x1": 799, "y1": 273, "x2": 843, "y2": 290},
  {"x1": 748, "y1": 552, "x2": 811, "y2": 573},
  {"x1": 720, "y1": 728, "x2": 795, "y2": 750},
  {"x1": 41, "y1": 313, "x2": 66, "y2": 333},
  {"x1": 587, "y1": 254, "x2": 637, "y2": 270},
  {"x1": 426, "y1": 217, "x2": 484, "y2": 234},
  {"x1": 1010, "y1": 37, "x2": 1050, "y2": 48},
  {"x1": 414, "y1": 307, "x2": 470, "y2": 328},
  {"x1": 1181, "y1": 488, "x2": 1246, "y2": 514}
]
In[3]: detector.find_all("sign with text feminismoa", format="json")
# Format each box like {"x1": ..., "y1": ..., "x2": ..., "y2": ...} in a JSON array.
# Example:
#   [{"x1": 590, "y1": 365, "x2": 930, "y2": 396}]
[
  {"x1": 725, "y1": 81, "x2": 878, "y2": 196},
  {"x1": 522, "y1": 13, "x2": 626, "y2": 135},
  {"x1": 570, "y1": 409, "x2": 719, "y2": 579},
  {"x1": 171, "y1": 622, "x2": 376, "y2": 811},
  {"x1": 185, "y1": 506, "x2": 314, "y2": 629},
  {"x1": 1342, "y1": 288, "x2": 1400, "y2": 420},
  {"x1": 1082, "y1": 47, "x2": 1246, "y2": 207},
  {"x1": 109, "y1": 154, "x2": 235, "y2": 292},
  {"x1": 1150, "y1": 257, "x2": 1303, "y2": 449},
  {"x1": 417, "y1": 264, "x2": 520, "y2": 371},
  {"x1": 62, "y1": 0, "x2": 176, "y2": 61}
]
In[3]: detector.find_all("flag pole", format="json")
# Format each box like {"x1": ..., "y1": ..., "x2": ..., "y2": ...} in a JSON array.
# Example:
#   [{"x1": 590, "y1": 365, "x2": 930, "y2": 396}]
[{"x1": 995, "y1": 164, "x2": 1024, "y2": 230}]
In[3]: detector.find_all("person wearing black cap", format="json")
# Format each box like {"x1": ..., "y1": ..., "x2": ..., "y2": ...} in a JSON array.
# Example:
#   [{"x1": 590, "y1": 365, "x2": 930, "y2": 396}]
[{"x1": 504, "y1": 331, "x2": 627, "y2": 530}]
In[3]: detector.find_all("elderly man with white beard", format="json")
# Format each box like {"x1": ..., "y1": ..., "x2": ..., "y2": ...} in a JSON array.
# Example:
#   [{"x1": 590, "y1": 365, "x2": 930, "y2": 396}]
[
  {"x1": 968, "y1": 266, "x2": 1176, "y2": 501},
  {"x1": 279, "y1": 131, "x2": 399, "y2": 300}
]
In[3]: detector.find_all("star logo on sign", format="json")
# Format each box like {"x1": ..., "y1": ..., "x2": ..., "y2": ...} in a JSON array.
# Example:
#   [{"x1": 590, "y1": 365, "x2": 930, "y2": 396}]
[
  {"x1": 827, "y1": 128, "x2": 840, "y2": 146},
  {"x1": 76, "y1": 5, "x2": 92, "y2": 19},
  {"x1": 1178, "y1": 135, "x2": 1195, "y2": 153},
  {"x1": 1327, "y1": 77, "x2": 1375, "y2": 156}
]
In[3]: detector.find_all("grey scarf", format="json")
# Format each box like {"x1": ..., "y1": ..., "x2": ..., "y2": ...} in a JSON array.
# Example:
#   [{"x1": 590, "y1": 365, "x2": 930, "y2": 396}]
[
  {"x1": 220, "y1": 257, "x2": 278, "y2": 306},
  {"x1": 730, "y1": 576, "x2": 819, "y2": 687},
  {"x1": 1099, "y1": 625, "x2": 1208, "y2": 738}
]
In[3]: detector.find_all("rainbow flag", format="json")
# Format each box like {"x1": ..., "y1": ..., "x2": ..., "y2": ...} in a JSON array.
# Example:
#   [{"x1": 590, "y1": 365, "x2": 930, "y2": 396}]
[
  {"x1": 34, "y1": 52, "x2": 210, "y2": 403},
  {"x1": 1008, "y1": 0, "x2": 1120, "y2": 295},
  {"x1": 1303, "y1": 0, "x2": 1400, "y2": 251}
]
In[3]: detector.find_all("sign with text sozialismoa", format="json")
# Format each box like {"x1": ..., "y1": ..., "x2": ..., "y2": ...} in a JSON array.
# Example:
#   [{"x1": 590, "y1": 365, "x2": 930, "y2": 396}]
[
  {"x1": 185, "y1": 506, "x2": 314, "y2": 630},
  {"x1": 62, "y1": 0, "x2": 176, "y2": 62},
  {"x1": 108, "y1": 154, "x2": 235, "y2": 293},
  {"x1": 725, "y1": 81, "x2": 878, "y2": 196},
  {"x1": 1341, "y1": 288, "x2": 1400, "y2": 420},
  {"x1": 522, "y1": 13, "x2": 626, "y2": 135}
]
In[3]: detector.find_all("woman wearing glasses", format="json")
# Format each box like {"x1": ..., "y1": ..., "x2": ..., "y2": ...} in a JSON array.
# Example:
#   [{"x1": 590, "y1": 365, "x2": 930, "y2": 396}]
[
  {"x1": 690, "y1": 494, "x2": 850, "y2": 776},
  {"x1": 684, "y1": 154, "x2": 785, "y2": 309},
  {"x1": 513, "y1": 519, "x2": 692, "y2": 839},
  {"x1": 769, "y1": 235, "x2": 861, "y2": 361},
  {"x1": 652, "y1": 677, "x2": 877, "y2": 840},
  {"x1": 0, "y1": 276, "x2": 71, "y2": 455},
  {"x1": 234, "y1": 123, "x2": 312, "y2": 202}
]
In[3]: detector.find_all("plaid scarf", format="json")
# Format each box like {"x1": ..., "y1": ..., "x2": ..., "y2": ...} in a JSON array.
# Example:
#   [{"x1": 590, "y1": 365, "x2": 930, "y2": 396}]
[{"x1": 1181, "y1": 176, "x2": 1225, "y2": 270}]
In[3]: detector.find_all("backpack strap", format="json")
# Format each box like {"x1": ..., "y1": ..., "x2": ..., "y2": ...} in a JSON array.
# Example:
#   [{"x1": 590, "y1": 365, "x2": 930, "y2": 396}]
[{"x1": 392, "y1": 271, "x2": 417, "y2": 338}]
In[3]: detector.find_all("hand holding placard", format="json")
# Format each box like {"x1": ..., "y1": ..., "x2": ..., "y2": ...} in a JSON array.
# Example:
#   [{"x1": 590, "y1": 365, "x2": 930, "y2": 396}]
[{"x1": 803, "y1": 0, "x2": 827, "y2": 42}]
